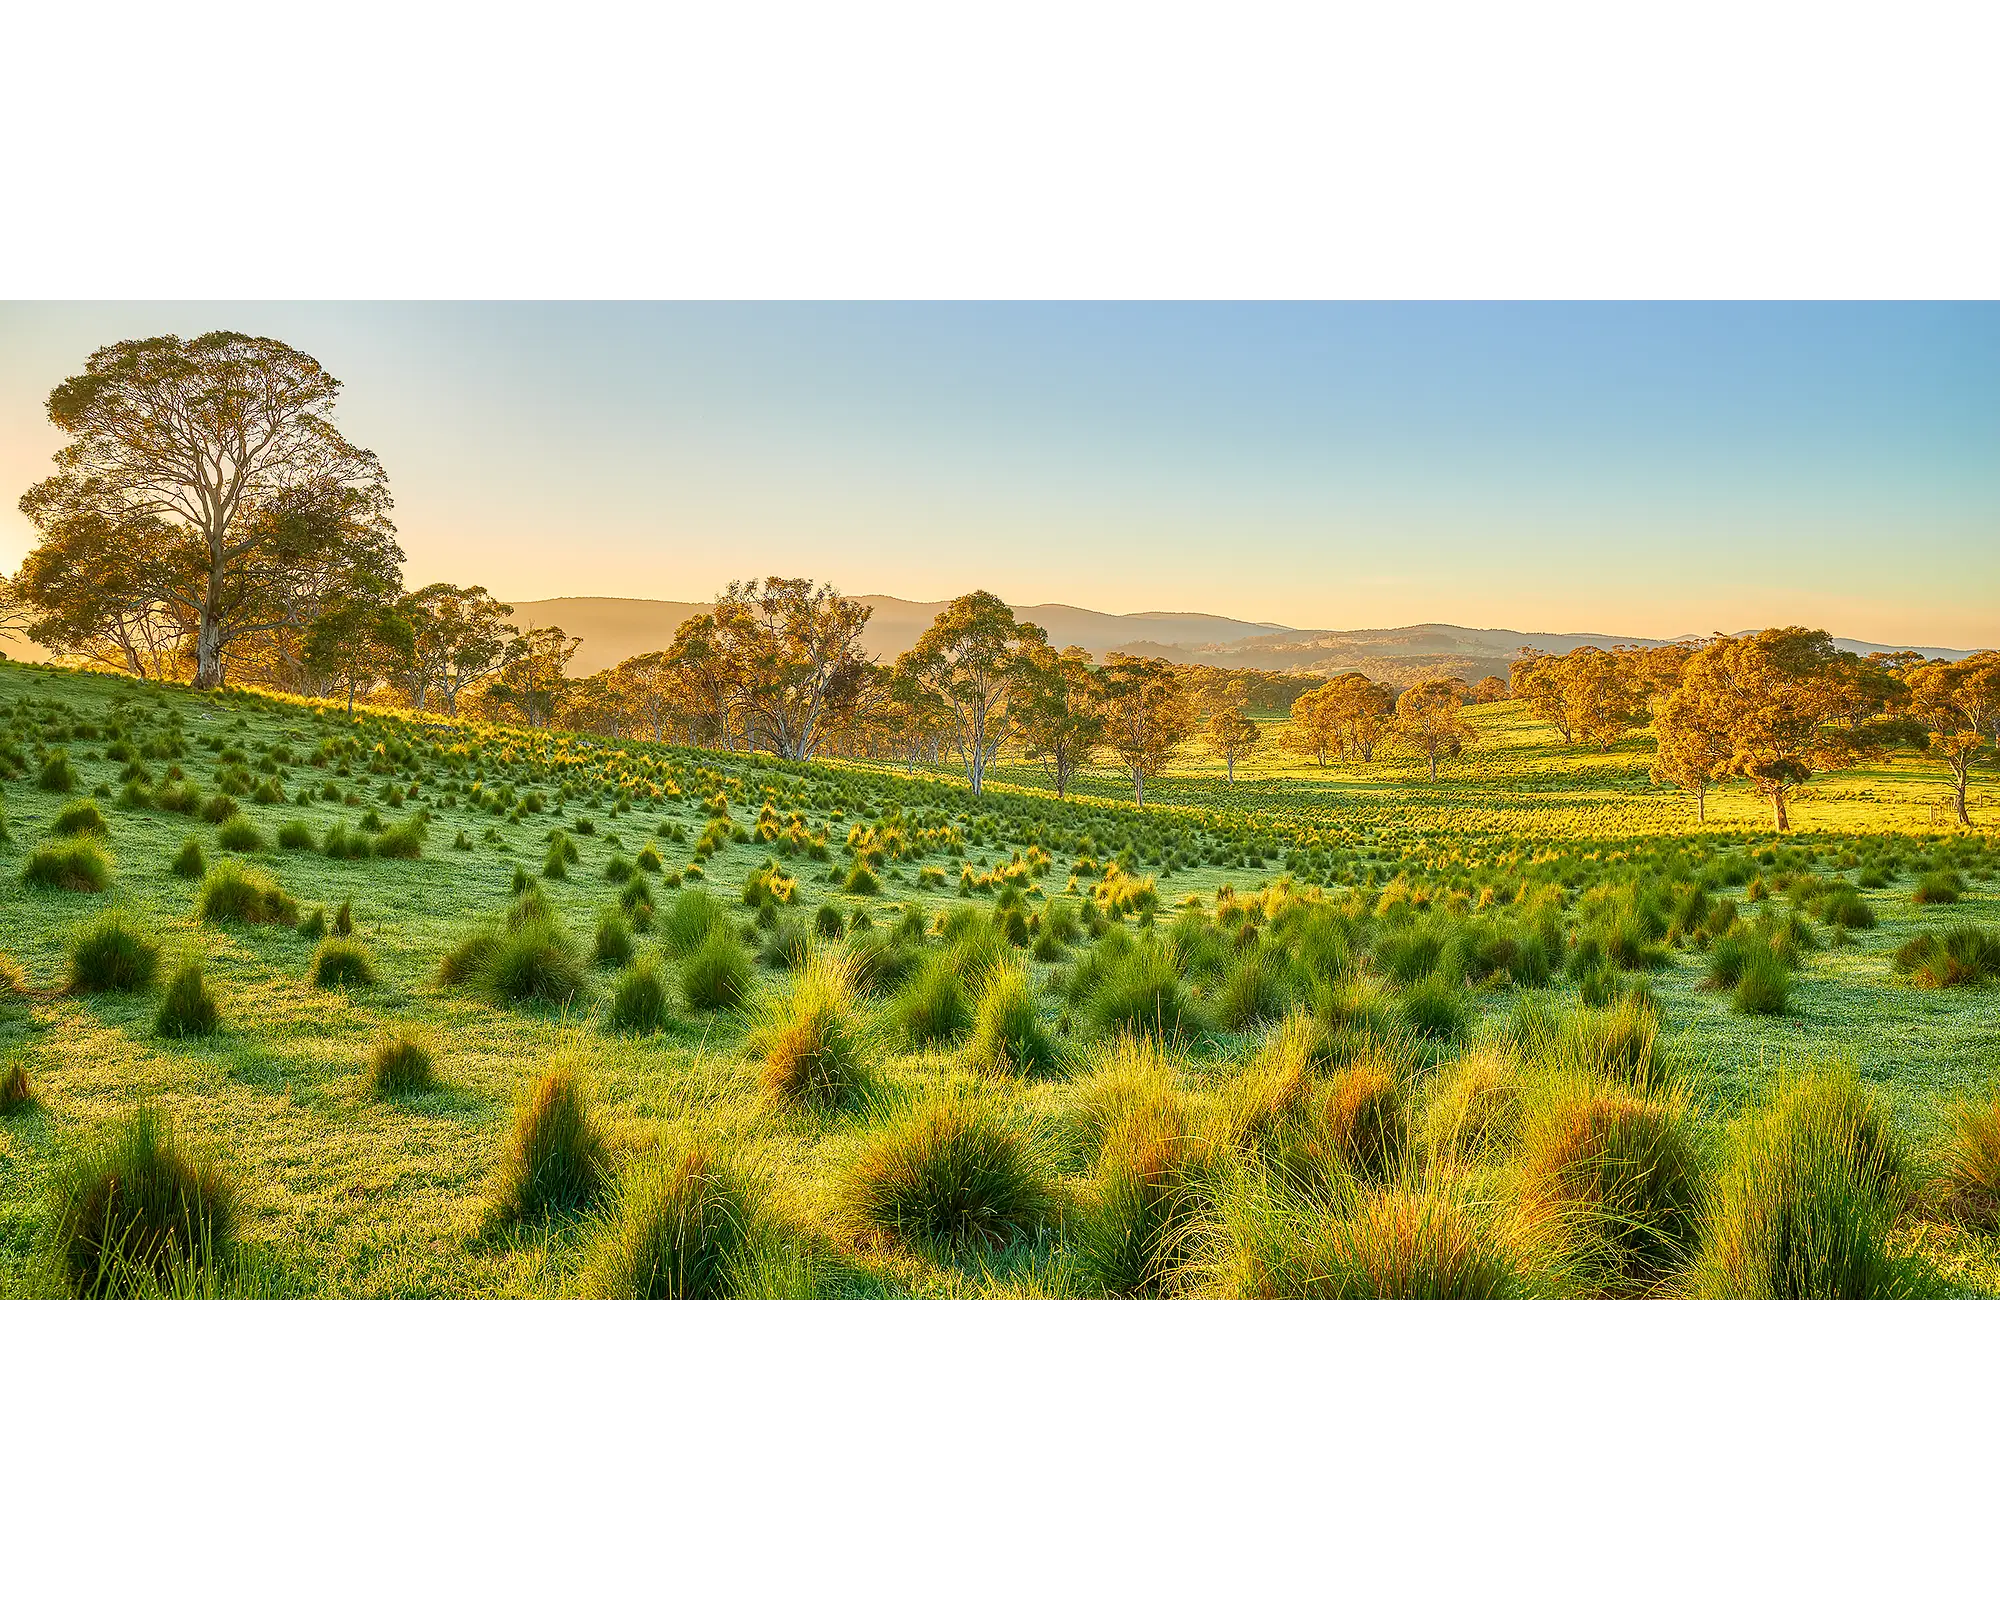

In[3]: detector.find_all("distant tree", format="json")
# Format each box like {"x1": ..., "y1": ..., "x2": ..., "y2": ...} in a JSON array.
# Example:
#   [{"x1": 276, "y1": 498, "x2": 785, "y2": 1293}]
[
  {"x1": 660, "y1": 611, "x2": 740, "y2": 748},
  {"x1": 1394, "y1": 677, "x2": 1478, "y2": 780},
  {"x1": 1279, "y1": 681, "x2": 1341, "y2": 767},
  {"x1": 894, "y1": 590, "x2": 1045, "y2": 796},
  {"x1": 1101, "y1": 652, "x2": 1193, "y2": 804},
  {"x1": 1825, "y1": 652, "x2": 1911, "y2": 733},
  {"x1": 1509, "y1": 648, "x2": 1583, "y2": 744},
  {"x1": 17, "y1": 333, "x2": 401, "y2": 688},
  {"x1": 12, "y1": 524, "x2": 192, "y2": 678},
  {"x1": 303, "y1": 586, "x2": 414, "y2": 713},
  {"x1": 1471, "y1": 674, "x2": 1509, "y2": 703},
  {"x1": 400, "y1": 583, "x2": 516, "y2": 714},
  {"x1": 1867, "y1": 649, "x2": 1929, "y2": 679},
  {"x1": 1012, "y1": 642, "x2": 1104, "y2": 799},
  {"x1": 605, "y1": 650, "x2": 678, "y2": 743},
  {"x1": 1294, "y1": 672, "x2": 1395, "y2": 763},
  {"x1": 1204, "y1": 707, "x2": 1261, "y2": 782},
  {"x1": 1903, "y1": 654, "x2": 2000, "y2": 827},
  {"x1": 1630, "y1": 641, "x2": 1697, "y2": 706},
  {"x1": 1651, "y1": 686, "x2": 1732, "y2": 824},
  {"x1": 711, "y1": 577, "x2": 871, "y2": 761},
  {"x1": 484, "y1": 625, "x2": 579, "y2": 729},
  {"x1": 1563, "y1": 647, "x2": 1648, "y2": 750},
  {"x1": 1664, "y1": 628, "x2": 1876, "y2": 832},
  {"x1": 820, "y1": 659, "x2": 905, "y2": 762}
]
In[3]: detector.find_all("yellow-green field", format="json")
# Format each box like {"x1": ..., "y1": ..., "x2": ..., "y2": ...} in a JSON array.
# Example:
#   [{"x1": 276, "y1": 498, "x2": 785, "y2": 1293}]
[{"x1": 2, "y1": 662, "x2": 1997, "y2": 1299}]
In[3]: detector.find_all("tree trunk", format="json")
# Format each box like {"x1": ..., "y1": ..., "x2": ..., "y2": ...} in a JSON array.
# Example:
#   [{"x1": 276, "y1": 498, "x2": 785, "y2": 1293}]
[
  {"x1": 1771, "y1": 787, "x2": 1789, "y2": 832},
  {"x1": 1428, "y1": 746, "x2": 1438, "y2": 781},
  {"x1": 194, "y1": 583, "x2": 224, "y2": 688},
  {"x1": 1226, "y1": 753, "x2": 1235, "y2": 782},
  {"x1": 1695, "y1": 784, "x2": 1706, "y2": 826},
  {"x1": 1955, "y1": 774, "x2": 1971, "y2": 827}
]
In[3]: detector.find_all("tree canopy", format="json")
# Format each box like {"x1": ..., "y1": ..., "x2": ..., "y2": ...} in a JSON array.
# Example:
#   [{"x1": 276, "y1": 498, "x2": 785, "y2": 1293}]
[{"x1": 16, "y1": 332, "x2": 401, "y2": 688}]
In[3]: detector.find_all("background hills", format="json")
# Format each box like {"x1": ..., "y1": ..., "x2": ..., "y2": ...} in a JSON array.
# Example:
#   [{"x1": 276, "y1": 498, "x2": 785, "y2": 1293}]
[{"x1": 503, "y1": 596, "x2": 1987, "y2": 684}]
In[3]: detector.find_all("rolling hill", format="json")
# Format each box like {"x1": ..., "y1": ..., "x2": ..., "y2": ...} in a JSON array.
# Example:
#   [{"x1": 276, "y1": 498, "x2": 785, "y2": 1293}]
[{"x1": 506, "y1": 599, "x2": 1990, "y2": 685}]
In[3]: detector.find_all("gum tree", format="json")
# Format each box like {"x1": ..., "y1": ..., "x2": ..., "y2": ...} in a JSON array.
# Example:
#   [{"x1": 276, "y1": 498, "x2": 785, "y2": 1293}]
[
  {"x1": 1664, "y1": 628, "x2": 1872, "y2": 833},
  {"x1": 17, "y1": 332, "x2": 400, "y2": 688},
  {"x1": 894, "y1": 590, "x2": 1045, "y2": 796},
  {"x1": 1394, "y1": 677, "x2": 1478, "y2": 781},
  {"x1": 1101, "y1": 652, "x2": 1193, "y2": 804}
]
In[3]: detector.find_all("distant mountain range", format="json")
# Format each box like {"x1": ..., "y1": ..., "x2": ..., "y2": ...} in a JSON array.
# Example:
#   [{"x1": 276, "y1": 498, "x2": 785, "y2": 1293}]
[
  {"x1": 504, "y1": 598, "x2": 1989, "y2": 685},
  {"x1": 4, "y1": 594, "x2": 1980, "y2": 685}
]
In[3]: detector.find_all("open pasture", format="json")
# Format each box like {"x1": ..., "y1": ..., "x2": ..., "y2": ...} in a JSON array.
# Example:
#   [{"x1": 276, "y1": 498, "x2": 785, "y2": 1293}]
[{"x1": 2, "y1": 660, "x2": 1997, "y2": 1298}]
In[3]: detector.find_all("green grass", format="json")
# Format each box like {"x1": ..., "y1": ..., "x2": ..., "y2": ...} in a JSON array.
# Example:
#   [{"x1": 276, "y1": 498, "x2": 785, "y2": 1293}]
[{"x1": 0, "y1": 659, "x2": 1995, "y2": 1299}]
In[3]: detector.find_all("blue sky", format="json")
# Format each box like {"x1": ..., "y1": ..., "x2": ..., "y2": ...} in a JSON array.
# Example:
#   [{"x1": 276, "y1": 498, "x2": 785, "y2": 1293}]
[{"x1": 1, "y1": 301, "x2": 1993, "y2": 645}]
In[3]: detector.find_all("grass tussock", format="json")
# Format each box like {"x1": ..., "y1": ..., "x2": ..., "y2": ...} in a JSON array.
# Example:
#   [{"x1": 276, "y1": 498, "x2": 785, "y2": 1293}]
[
  {"x1": 1688, "y1": 1073, "x2": 1910, "y2": 1299},
  {"x1": 366, "y1": 1029, "x2": 438, "y2": 1096},
  {"x1": 196, "y1": 859, "x2": 298, "y2": 926},
  {"x1": 488, "y1": 1062, "x2": 611, "y2": 1225},
  {"x1": 310, "y1": 936, "x2": 376, "y2": 989},
  {"x1": 154, "y1": 957, "x2": 221, "y2": 1037},
  {"x1": 480, "y1": 916, "x2": 586, "y2": 1008},
  {"x1": 751, "y1": 948, "x2": 868, "y2": 1107},
  {"x1": 962, "y1": 963, "x2": 1060, "y2": 1077},
  {"x1": 1893, "y1": 925, "x2": 2000, "y2": 990},
  {"x1": 54, "y1": 1105, "x2": 237, "y2": 1297},
  {"x1": 1419, "y1": 1044, "x2": 1523, "y2": 1162},
  {"x1": 585, "y1": 1143, "x2": 760, "y2": 1299},
  {"x1": 1, "y1": 1061, "x2": 35, "y2": 1116},
  {"x1": 67, "y1": 910, "x2": 162, "y2": 993},
  {"x1": 1938, "y1": 1094, "x2": 2000, "y2": 1231},
  {"x1": 681, "y1": 923, "x2": 751, "y2": 1012},
  {"x1": 23, "y1": 837, "x2": 113, "y2": 893},
  {"x1": 844, "y1": 1091, "x2": 1056, "y2": 1251},
  {"x1": 1204, "y1": 1166, "x2": 1541, "y2": 1299},
  {"x1": 1511, "y1": 992, "x2": 1678, "y2": 1091},
  {"x1": 1077, "y1": 1097, "x2": 1209, "y2": 1296},
  {"x1": 608, "y1": 951, "x2": 672, "y2": 1033},
  {"x1": 1516, "y1": 1078, "x2": 1709, "y2": 1288}
]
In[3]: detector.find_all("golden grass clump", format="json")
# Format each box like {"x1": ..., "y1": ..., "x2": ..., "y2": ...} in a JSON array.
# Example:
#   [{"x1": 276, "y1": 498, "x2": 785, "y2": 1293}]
[
  {"x1": 1939, "y1": 1094, "x2": 2000, "y2": 1231},
  {"x1": 1077, "y1": 1096, "x2": 1210, "y2": 1297},
  {"x1": 844, "y1": 1091, "x2": 1056, "y2": 1251},
  {"x1": 751, "y1": 948, "x2": 868, "y2": 1108},
  {"x1": 366, "y1": 1029, "x2": 438, "y2": 1096},
  {"x1": 586, "y1": 1143, "x2": 759, "y2": 1299},
  {"x1": 962, "y1": 962, "x2": 1060, "y2": 1077},
  {"x1": 489, "y1": 1062, "x2": 612, "y2": 1224},
  {"x1": 1205, "y1": 1167, "x2": 1538, "y2": 1300},
  {"x1": 1515, "y1": 1078, "x2": 1709, "y2": 1288}
]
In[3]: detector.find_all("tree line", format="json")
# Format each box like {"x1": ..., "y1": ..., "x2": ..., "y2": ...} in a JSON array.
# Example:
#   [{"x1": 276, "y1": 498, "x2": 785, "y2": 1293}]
[
  {"x1": 1511, "y1": 634, "x2": 2000, "y2": 830},
  {"x1": 5, "y1": 332, "x2": 1996, "y2": 827}
]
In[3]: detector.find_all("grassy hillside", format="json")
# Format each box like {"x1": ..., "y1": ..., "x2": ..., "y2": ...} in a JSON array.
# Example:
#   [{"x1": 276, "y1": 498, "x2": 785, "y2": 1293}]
[{"x1": 2, "y1": 660, "x2": 1997, "y2": 1299}]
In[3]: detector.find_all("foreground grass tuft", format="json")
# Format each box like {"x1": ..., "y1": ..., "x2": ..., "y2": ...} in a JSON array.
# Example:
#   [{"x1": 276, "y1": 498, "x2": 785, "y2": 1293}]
[
  {"x1": 154, "y1": 956, "x2": 222, "y2": 1037},
  {"x1": 54, "y1": 1105, "x2": 237, "y2": 1297},
  {"x1": 67, "y1": 910, "x2": 161, "y2": 994},
  {"x1": 752, "y1": 949, "x2": 868, "y2": 1107},
  {"x1": 1688, "y1": 1073, "x2": 1910, "y2": 1299},
  {"x1": 489, "y1": 1063, "x2": 612, "y2": 1225},
  {"x1": 310, "y1": 936, "x2": 377, "y2": 989},
  {"x1": 197, "y1": 859, "x2": 298, "y2": 926},
  {"x1": 366, "y1": 1029, "x2": 438, "y2": 1096},
  {"x1": 844, "y1": 1091, "x2": 1056, "y2": 1251},
  {"x1": 585, "y1": 1144, "x2": 759, "y2": 1298},
  {"x1": 24, "y1": 837, "x2": 113, "y2": 893}
]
